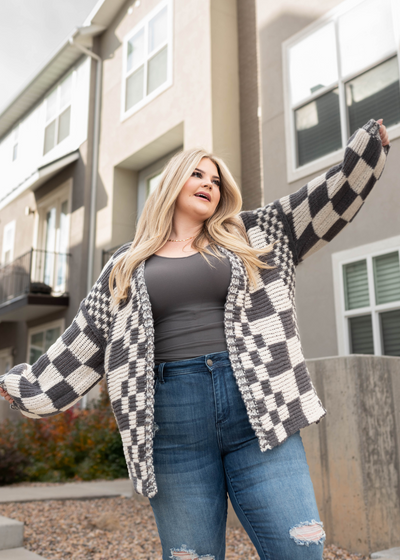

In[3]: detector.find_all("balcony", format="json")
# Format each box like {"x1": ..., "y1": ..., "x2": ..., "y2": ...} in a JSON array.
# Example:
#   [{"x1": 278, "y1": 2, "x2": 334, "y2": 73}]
[{"x1": 0, "y1": 249, "x2": 70, "y2": 322}]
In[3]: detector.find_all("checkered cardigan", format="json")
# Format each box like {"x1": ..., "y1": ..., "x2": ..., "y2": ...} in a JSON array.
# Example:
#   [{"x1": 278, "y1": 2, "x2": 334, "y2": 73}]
[{"x1": 0, "y1": 120, "x2": 389, "y2": 498}]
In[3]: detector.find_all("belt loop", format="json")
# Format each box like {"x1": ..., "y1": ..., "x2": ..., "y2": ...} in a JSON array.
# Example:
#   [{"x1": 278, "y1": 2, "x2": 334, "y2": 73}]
[{"x1": 157, "y1": 362, "x2": 165, "y2": 383}]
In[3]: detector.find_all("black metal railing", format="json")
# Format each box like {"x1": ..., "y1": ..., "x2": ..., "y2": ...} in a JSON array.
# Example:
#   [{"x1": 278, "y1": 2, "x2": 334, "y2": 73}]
[{"x1": 0, "y1": 249, "x2": 71, "y2": 306}]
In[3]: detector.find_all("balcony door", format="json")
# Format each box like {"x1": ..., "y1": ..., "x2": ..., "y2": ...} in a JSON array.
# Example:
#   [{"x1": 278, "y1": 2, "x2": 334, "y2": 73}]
[
  {"x1": 43, "y1": 200, "x2": 69, "y2": 291},
  {"x1": 35, "y1": 182, "x2": 71, "y2": 295}
]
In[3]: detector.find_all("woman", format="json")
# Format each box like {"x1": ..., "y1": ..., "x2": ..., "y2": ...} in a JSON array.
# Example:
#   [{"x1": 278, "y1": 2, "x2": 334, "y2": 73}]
[{"x1": 0, "y1": 119, "x2": 390, "y2": 560}]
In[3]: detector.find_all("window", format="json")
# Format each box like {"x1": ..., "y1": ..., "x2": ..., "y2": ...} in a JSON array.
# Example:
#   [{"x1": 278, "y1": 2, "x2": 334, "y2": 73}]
[
  {"x1": 333, "y1": 237, "x2": 400, "y2": 356},
  {"x1": 27, "y1": 320, "x2": 64, "y2": 364},
  {"x1": 136, "y1": 148, "x2": 181, "y2": 219},
  {"x1": 122, "y1": 0, "x2": 172, "y2": 118},
  {"x1": 34, "y1": 183, "x2": 71, "y2": 293},
  {"x1": 43, "y1": 73, "x2": 73, "y2": 155},
  {"x1": 284, "y1": 0, "x2": 400, "y2": 176},
  {"x1": 2, "y1": 221, "x2": 16, "y2": 265},
  {"x1": 147, "y1": 171, "x2": 162, "y2": 198},
  {"x1": 12, "y1": 125, "x2": 19, "y2": 161},
  {"x1": 0, "y1": 348, "x2": 13, "y2": 378}
]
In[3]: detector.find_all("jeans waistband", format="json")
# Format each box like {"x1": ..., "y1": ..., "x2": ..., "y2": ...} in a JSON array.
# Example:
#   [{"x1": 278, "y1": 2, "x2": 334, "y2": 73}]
[{"x1": 154, "y1": 350, "x2": 230, "y2": 381}]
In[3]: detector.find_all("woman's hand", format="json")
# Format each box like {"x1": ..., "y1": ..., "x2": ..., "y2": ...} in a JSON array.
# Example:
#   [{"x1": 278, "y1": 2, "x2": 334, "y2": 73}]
[
  {"x1": 0, "y1": 387, "x2": 14, "y2": 405},
  {"x1": 377, "y1": 119, "x2": 390, "y2": 146}
]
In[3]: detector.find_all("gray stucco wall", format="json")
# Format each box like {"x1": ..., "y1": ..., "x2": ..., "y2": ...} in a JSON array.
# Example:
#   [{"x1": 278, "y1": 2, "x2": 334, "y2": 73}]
[{"x1": 256, "y1": 0, "x2": 400, "y2": 358}]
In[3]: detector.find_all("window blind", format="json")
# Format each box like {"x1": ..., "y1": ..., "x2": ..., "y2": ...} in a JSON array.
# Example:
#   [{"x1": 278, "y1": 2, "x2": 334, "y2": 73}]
[
  {"x1": 373, "y1": 251, "x2": 400, "y2": 305},
  {"x1": 343, "y1": 260, "x2": 369, "y2": 310},
  {"x1": 349, "y1": 315, "x2": 374, "y2": 354},
  {"x1": 346, "y1": 57, "x2": 400, "y2": 135},
  {"x1": 295, "y1": 88, "x2": 342, "y2": 167},
  {"x1": 380, "y1": 310, "x2": 400, "y2": 356}
]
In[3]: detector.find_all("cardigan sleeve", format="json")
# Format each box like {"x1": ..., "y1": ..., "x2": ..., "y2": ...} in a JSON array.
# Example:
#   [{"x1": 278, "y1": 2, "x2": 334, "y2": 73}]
[
  {"x1": 0, "y1": 243, "x2": 131, "y2": 419},
  {"x1": 272, "y1": 119, "x2": 389, "y2": 264}
]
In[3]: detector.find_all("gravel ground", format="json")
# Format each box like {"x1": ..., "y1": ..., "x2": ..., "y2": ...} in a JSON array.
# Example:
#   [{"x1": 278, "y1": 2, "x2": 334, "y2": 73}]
[{"x1": 0, "y1": 495, "x2": 370, "y2": 560}]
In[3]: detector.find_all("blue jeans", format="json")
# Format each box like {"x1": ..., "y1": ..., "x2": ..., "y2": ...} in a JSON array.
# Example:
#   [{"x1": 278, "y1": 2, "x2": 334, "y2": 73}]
[{"x1": 150, "y1": 351, "x2": 325, "y2": 560}]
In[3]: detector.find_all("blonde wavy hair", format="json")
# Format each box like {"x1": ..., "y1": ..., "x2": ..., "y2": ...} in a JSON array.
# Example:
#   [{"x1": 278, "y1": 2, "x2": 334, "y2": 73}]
[{"x1": 109, "y1": 148, "x2": 276, "y2": 307}]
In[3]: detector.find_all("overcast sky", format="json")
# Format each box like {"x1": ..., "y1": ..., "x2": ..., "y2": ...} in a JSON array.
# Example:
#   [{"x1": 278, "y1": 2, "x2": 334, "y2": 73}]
[{"x1": 0, "y1": 0, "x2": 100, "y2": 113}]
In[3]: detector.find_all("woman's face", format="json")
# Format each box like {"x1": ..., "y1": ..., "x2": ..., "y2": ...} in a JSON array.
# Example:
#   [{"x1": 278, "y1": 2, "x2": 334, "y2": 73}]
[{"x1": 174, "y1": 157, "x2": 221, "y2": 222}]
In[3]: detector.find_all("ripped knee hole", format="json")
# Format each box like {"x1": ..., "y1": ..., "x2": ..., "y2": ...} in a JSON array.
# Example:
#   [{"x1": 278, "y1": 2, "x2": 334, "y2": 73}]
[
  {"x1": 170, "y1": 544, "x2": 215, "y2": 560},
  {"x1": 289, "y1": 520, "x2": 326, "y2": 546}
]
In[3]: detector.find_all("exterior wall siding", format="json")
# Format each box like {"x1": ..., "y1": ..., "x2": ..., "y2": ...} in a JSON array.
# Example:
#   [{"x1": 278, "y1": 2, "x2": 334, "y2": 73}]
[{"x1": 256, "y1": 0, "x2": 400, "y2": 358}]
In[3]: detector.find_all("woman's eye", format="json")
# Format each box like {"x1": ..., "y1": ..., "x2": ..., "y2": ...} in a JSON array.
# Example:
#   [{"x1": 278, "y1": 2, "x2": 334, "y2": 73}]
[{"x1": 192, "y1": 171, "x2": 201, "y2": 178}]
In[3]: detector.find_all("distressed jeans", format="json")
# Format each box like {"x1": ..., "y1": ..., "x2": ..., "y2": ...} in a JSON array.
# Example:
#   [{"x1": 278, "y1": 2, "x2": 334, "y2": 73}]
[{"x1": 149, "y1": 350, "x2": 325, "y2": 560}]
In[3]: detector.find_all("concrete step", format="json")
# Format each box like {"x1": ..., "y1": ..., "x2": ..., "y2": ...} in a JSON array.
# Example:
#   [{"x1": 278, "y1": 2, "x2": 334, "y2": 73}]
[
  {"x1": 371, "y1": 548, "x2": 400, "y2": 560},
  {"x1": 0, "y1": 548, "x2": 48, "y2": 559},
  {"x1": 0, "y1": 516, "x2": 23, "y2": 551}
]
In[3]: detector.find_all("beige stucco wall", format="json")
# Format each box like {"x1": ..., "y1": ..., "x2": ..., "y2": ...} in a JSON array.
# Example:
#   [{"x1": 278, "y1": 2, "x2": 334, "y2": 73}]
[
  {"x1": 255, "y1": 0, "x2": 400, "y2": 358},
  {"x1": 95, "y1": 0, "x2": 241, "y2": 276},
  {"x1": 0, "y1": 190, "x2": 36, "y2": 264}
]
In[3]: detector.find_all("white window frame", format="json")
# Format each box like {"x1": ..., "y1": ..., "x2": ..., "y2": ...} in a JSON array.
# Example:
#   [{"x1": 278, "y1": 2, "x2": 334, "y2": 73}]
[
  {"x1": 2, "y1": 220, "x2": 16, "y2": 265},
  {"x1": 27, "y1": 319, "x2": 65, "y2": 364},
  {"x1": 332, "y1": 235, "x2": 400, "y2": 355},
  {"x1": 43, "y1": 71, "x2": 75, "y2": 156},
  {"x1": 32, "y1": 180, "x2": 72, "y2": 294},
  {"x1": 283, "y1": 0, "x2": 400, "y2": 183},
  {"x1": 121, "y1": 0, "x2": 173, "y2": 121}
]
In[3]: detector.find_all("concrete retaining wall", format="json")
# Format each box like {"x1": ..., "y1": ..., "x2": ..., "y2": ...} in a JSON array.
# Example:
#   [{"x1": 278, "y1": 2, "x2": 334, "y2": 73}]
[{"x1": 302, "y1": 355, "x2": 400, "y2": 555}]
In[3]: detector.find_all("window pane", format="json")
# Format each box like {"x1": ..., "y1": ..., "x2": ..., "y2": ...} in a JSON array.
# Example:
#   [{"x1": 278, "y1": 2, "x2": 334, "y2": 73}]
[
  {"x1": 147, "y1": 172, "x2": 162, "y2": 197},
  {"x1": 346, "y1": 57, "x2": 400, "y2": 135},
  {"x1": 373, "y1": 251, "x2": 400, "y2": 305},
  {"x1": 57, "y1": 201, "x2": 69, "y2": 287},
  {"x1": 46, "y1": 89, "x2": 58, "y2": 122},
  {"x1": 148, "y1": 6, "x2": 168, "y2": 53},
  {"x1": 147, "y1": 46, "x2": 168, "y2": 95},
  {"x1": 380, "y1": 309, "x2": 400, "y2": 356},
  {"x1": 338, "y1": 0, "x2": 395, "y2": 79},
  {"x1": 44, "y1": 207, "x2": 56, "y2": 285},
  {"x1": 125, "y1": 65, "x2": 144, "y2": 111},
  {"x1": 349, "y1": 315, "x2": 374, "y2": 354},
  {"x1": 289, "y1": 23, "x2": 338, "y2": 105},
  {"x1": 57, "y1": 106, "x2": 71, "y2": 144},
  {"x1": 45, "y1": 327, "x2": 61, "y2": 352},
  {"x1": 29, "y1": 331, "x2": 44, "y2": 364},
  {"x1": 127, "y1": 28, "x2": 145, "y2": 73},
  {"x1": 43, "y1": 120, "x2": 56, "y2": 155},
  {"x1": 60, "y1": 74, "x2": 73, "y2": 108},
  {"x1": 295, "y1": 88, "x2": 341, "y2": 166},
  {"x1": 343, "y1": 260, "x2": 369, "y2": 310}
]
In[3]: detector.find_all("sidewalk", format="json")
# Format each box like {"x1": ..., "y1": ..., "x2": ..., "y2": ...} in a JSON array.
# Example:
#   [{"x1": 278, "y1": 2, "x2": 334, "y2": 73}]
[{"x1": 0, "y1": 479, "x2": 135, "y2": 503}]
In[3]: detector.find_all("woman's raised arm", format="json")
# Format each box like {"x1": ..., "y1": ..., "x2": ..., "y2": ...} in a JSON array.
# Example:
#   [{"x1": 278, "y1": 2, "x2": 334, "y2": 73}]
[
  {"x1": 272, "y1": 119, "x2": 390, "y2": 264},
  {"x1": 0, "y1": 243, "x2": 131, "y2": 418}
]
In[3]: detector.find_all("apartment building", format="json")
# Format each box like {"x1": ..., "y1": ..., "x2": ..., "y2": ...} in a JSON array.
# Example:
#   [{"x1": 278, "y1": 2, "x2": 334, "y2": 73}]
[
  {"x1": 255, "y1": 0, "x2": 400, "y2": 360},
  {"x1": 0, "y1": 0, "x2": 259, "y2": 418},
  {"x1": 1, "y1": 0, "x2": 398, "y2": 423}
]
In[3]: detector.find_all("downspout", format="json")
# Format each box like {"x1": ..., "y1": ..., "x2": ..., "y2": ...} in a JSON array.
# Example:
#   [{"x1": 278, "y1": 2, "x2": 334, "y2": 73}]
[{"x1": 68, "y1": 38, "x2": 102, "y2": 294}]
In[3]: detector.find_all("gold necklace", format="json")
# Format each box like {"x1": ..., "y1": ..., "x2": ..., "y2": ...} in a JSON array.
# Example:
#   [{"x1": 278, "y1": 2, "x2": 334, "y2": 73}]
[{"x1": 167, "y1": 235, "x2": 195, "y2": 242}]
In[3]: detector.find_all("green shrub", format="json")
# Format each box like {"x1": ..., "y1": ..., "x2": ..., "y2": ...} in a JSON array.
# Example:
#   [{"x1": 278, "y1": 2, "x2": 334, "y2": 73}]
[{"x1": 0, "y1": 381, "x2": 128, "y2": 485}]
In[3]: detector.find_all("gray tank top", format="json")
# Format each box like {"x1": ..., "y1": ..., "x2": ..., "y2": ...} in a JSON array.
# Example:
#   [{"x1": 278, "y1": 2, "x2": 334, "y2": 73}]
[{"x1": 144, "y1": 247, "x2": 231, "y2": 364}]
